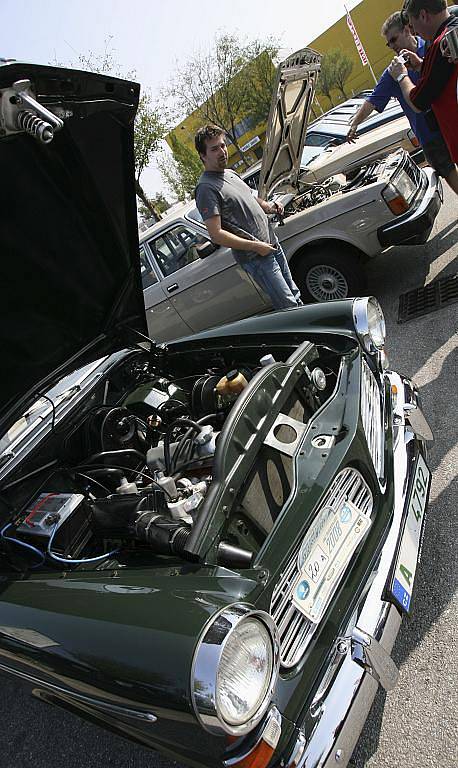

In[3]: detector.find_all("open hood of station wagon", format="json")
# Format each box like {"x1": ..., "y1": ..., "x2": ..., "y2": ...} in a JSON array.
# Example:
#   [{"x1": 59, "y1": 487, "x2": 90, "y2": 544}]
[
  {"x1": 0, "y1": 63, "x2": 147, "y2": 426},
  {"x1": 257, "y1": 48, "x2": 321, "y2": 199}
]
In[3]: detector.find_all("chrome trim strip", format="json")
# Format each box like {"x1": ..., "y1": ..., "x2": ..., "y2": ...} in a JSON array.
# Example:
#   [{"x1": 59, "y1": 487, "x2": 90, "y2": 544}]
[
  {"x1": 292, "y1": 371, "x2": 426, "y2": 768},
  {"x1": 360, "y1": 359, "x2": 384, "y2": 479},
  {"x1": 0, "y1": 660, "x2": 157, "y2": 724}
]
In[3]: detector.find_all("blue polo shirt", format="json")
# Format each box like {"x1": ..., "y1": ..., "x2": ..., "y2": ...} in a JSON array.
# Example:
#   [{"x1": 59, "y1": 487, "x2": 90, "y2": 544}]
[{"x1": 368, "y1": 38, "x2": 438, "y2": 146}]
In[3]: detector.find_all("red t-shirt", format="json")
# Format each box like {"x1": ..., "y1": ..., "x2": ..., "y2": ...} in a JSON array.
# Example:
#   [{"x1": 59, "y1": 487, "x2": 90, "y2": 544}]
[{"x1": 410, "y1": 17, "x2": 458, "y2": 162}]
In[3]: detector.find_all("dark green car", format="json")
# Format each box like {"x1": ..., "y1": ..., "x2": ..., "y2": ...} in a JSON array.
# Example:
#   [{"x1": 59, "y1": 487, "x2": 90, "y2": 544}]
[{"x1": 0, "y1": 63, "x2": 433, "y2": 768}]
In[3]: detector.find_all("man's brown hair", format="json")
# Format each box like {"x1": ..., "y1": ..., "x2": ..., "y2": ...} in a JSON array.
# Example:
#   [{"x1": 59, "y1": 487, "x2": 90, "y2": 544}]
[
  {"x1": 403, "y1": 0, "x2": 447, "y2": 17},
  {"x1": 194, "y1": 125, "x2": 225, "y2": 156},
  {"x1": 381, "y1": 12, "x2": 405, "y2": 36}
]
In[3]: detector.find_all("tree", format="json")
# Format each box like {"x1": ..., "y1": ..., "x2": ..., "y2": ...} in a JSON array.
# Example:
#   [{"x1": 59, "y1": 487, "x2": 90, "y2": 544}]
[
  {"x1": 166, "y1": 34, "x2": 279, "y2": 169},
  {"x1": 158, "y1": 133, "x2": 203, "y2": 200},
  {"x1": 133, "y1": 93, "x2": 169, "y2": 220},
  {"x1": 138, "y1": 193, "x2": 170, "y2": 223},
  {"x1": 327, "y1": 49, "x2": 354, "y2": 100},
  {"x1": 241, "y1": 44, "x2": 278, "y2": 127},
  {"x1": 317, "y1": 49, "x2": 354, "y2": 105},
  {"x1": 317, "y1": 55, "x2": 336, "y2": 107},
  {"x1": 52, "y1": 38, "x2": 168, "y2": 220}
]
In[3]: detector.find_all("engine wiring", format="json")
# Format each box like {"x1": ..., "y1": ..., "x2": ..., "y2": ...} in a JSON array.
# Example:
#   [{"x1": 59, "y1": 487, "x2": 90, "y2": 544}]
[
  {"x1": 46, "y1": 521, "x2": 120, "y2": 565},
  {"x1": 1, "y1": 523, "x2": 46, "y2": 567}
]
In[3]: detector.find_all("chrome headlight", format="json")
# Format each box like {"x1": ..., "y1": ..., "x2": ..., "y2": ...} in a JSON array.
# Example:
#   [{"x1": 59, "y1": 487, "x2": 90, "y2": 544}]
[
  {"x1": 353, "y1": 297, "x2": 386, "y2": 353},
  {"x1": 382, "y1": 169, "x2": 417, "y2": 214},
  {"x1": 394, "y1": 169, "x2": 417, "y2": 202},
  {"x1": 191, "y1": 605, "x2": 280, "y2": 735}
]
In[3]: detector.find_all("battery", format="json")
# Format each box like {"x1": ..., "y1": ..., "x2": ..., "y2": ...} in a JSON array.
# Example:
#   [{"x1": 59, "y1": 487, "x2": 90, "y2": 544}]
[{"x1": 17, "y1": 493, "x2": 85, "y2": 539}]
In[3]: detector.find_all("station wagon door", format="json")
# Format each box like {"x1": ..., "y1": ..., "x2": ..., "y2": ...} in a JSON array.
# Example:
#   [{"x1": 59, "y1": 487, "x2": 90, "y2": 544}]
[
  {"x1": 144, "y1": 222, "x2": 269, "y2": 333},
  {"x1": 139, "y1": 245, "x2": 193, "y2": 342}
]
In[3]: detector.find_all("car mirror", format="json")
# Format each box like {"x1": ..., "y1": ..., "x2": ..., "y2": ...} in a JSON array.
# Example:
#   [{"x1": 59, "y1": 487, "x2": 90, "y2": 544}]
[{"x1": 196, "y1": 240, "x2": 219, "y2": 258}]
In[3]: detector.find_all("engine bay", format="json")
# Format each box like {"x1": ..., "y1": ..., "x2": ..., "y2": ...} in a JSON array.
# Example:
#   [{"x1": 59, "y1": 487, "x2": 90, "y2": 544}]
[{"x1": 0, "y1": 340, "x2": 345, "y2": 575}]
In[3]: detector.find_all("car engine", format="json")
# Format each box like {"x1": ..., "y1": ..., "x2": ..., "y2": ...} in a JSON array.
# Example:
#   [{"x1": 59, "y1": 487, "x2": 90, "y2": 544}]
[{"x1": 0, "y1": 340, "x2": 343, "y2": 574}]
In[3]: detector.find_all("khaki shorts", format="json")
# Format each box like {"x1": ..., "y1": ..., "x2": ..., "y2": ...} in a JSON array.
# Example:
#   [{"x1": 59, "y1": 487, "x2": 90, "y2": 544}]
[{"x1": 422, "y1": 135, "x2": 455, "y2": 178}]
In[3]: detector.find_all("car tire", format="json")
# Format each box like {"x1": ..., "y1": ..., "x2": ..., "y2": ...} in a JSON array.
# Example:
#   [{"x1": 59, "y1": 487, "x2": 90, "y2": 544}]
[{"x1": 293, "y1": 247, "x2": 366, "y2": 303}]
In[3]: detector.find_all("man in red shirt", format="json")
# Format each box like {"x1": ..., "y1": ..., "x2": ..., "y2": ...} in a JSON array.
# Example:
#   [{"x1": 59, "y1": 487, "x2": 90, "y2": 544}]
[{"x1": 389, "y1": 0, "x2": 458, "y2": 194}]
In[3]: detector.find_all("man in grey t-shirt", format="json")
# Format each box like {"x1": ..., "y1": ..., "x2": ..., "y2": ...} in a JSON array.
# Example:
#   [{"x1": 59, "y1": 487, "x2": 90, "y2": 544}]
[{"x1": 194, "y1": 124, "x2": 302, "y2": 310}]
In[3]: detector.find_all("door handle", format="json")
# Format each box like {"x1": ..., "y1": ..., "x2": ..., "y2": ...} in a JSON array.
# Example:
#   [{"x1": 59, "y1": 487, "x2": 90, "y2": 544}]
[{"x1": 167, "y1": 283, "x2": 179, "y2": 293}]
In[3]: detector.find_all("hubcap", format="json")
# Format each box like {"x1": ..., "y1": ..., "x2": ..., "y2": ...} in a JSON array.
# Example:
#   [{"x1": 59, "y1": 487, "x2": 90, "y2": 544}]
[{"x1": 306, "y1": 264, "x2": 349, "y2": 301}]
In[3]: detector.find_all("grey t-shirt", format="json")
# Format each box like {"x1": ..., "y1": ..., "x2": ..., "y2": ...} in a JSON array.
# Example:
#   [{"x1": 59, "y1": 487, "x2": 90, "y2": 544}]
[{"x1": 195, "y1": 169, "x2": 277, "y2": 263}]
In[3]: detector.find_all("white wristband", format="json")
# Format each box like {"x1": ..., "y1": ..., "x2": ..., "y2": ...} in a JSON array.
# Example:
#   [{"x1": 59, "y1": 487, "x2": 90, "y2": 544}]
[{"x1": 397, "y1": 72, "x2": 407, "y2": 83}]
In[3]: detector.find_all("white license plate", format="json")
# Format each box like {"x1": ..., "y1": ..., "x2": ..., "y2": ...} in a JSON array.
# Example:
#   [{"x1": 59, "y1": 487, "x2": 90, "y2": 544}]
[
  {"x1": 390, "y1": 452, "x2": 430, "y2": 613},
  {"x1": 291, "y1": 500, "x2": 371, "y2": 623}
]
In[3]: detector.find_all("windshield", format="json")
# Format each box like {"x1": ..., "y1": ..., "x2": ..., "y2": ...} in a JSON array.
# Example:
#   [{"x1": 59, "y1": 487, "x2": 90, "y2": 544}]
[
  {"x1": 186, "y1": 207, "x2": 204, "y2": 224},
  {"x1": 300, "y1": 145, "x2": 327, "y2": 167},
  {"x1": 304, "y1": 131, "x2": 341, "y2": 148}
]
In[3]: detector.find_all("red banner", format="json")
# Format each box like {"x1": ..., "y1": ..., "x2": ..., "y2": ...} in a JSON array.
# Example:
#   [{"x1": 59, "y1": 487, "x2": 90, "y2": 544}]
[{"x1": 346, "y1": 10, "x2": 369, "y2": 66}]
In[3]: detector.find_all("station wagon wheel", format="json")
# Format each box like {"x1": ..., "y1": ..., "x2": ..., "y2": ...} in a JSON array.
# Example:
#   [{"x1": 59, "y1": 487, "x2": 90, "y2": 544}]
[{"x1": 294, "y1": 247, "x2": 365, "y2": 303}]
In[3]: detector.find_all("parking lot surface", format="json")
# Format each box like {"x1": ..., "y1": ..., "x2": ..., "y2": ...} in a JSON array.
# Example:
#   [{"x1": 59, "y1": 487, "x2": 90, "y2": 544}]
[{"x1": 1, "y1": 187, "x2": 457, "y2": 768}]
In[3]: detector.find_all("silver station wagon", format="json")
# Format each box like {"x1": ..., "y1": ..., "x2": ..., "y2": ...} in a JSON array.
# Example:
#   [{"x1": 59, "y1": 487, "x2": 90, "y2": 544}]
[{"x1": 139, "y1": 48, "x2": 442, "y2": 342}]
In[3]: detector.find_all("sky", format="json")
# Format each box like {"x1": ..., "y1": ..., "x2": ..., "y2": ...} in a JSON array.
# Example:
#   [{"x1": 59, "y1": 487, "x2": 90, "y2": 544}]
[{"x1": 1, "y1": 0, "x2": 362, "y2": 199}]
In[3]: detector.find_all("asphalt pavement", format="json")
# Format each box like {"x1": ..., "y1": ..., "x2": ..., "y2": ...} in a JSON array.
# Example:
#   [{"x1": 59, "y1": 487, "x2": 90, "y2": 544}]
[{"x1": 1, "y1": 187, "x2": 457, "y2": 768}]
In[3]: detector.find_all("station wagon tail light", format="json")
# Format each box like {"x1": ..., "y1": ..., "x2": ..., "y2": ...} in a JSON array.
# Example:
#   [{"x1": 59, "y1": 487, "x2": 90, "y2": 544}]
[
  {"x1": 407, "y1": 129, "x2": 420, "y2": 148},
  {"x1": 191, "y1": 605, "x2": 280, "y2": 736}
]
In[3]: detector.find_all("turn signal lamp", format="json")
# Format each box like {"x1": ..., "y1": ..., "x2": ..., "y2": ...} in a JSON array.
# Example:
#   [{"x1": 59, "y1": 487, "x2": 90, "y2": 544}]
[
  {"x1": 224, "y1": 708, "x2": 282, "y2": 768},
  {"x1": 382, "y1": 183, "x2": 409, "y2": 215},
  {"x1": 407, "y1": 129, "x2": 420, "y2": 148}
]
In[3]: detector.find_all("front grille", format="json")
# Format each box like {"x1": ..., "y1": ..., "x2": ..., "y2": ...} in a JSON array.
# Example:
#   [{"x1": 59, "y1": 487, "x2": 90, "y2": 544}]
[
  {"x1": 360, "y1": 360, "x2": 384, "y2": 478},
  {"x1": 270, "y1": 468, "x2": 373, "y2": 668}
]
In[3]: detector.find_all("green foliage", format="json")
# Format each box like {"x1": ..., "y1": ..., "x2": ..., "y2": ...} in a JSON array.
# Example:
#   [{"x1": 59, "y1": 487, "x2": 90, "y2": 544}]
[
  {"x1": 317, "y1": 55, "x2": 336, "y2": 106},
  {"x1": 327, "y1": 49, "x2": 354, "y2": 99},
  {"x1": 166, "y1": 33, "x2": 279, "y2": 167},
  {"x1": 158, "y1": 134, "x2": 203, "y2": 200},
  {"x1": 52, "y1": 38, "x2": 169, "y2": 218},
  {"x1": 138, "y1": 193, "x2": 170, "y2": 223},
  {"x1": 317, "y1": 49, "x2": 354, "y2": 104},
  {"x1": 133, "y1": 93, "x2": 168, "y2": 183}
]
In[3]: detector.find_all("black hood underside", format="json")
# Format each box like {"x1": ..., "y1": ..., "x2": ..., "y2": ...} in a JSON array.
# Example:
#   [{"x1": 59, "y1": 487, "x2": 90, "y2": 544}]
[{"x1": 0, "y1": 63, "x2": 147, "y2": 426}]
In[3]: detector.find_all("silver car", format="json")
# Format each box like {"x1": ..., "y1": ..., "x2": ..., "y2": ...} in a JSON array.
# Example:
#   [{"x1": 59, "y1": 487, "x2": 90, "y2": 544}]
[{"x1": 139, "y1": 48, "x2": 442, "y2": 342}]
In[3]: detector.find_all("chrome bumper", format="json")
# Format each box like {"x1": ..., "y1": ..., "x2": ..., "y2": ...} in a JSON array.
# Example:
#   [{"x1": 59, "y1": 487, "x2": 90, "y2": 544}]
[{"x1": 289, "y1": 371, "x2": 429, "y2": 768}]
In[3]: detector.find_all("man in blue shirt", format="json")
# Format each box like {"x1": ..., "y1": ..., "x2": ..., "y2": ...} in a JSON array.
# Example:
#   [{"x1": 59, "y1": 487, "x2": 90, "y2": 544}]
[{"x1": 347, "y1": 11, "x2": 457, "y2": 193}]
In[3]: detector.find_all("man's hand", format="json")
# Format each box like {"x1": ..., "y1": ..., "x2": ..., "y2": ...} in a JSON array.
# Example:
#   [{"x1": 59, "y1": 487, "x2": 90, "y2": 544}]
[
  {"x1": 400, "y1": 48, "x2": 422, "y2": 71},
  {"x1": 253, "y1": 241, "x2": 276, "y2": 257},
  {"x1": 271, "y1": 201, "x2": 284, "y2": 216},
  {"x1": 388, "y1": 56, "x2": 408, "y2": 80},
  {"x1": 346, "y1": 124, "x2": 358, "y2": 143},
  {"x1": 257, "y1": 198, "x2": 283, "y2": 215}
]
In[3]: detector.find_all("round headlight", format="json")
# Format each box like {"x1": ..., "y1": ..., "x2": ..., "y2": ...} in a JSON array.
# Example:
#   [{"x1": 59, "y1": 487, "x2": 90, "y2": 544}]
[
  {"x1": 216, "y1": 617, "x2": 273, "y2": 725},
  {"x1": 192, "y1": 605, "x2": 279, "y2": 735},
  {"x1": 353, "y1": 297, "x2": 386, "y2": 352}
]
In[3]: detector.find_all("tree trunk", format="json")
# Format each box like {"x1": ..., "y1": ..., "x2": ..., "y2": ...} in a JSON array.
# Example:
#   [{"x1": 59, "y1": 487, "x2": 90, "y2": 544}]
[
  {"x1": 135, "y1": 179, "x2": 160, "y2": 222},
  {"x1": 227, "y1": 130, "x2": 250, "y2": 169}
]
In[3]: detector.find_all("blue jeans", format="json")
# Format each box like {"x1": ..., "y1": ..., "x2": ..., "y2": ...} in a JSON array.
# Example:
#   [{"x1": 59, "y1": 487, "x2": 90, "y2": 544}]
[{"x1": 241, "y1": 245, "x2": 303, "y2": 310}]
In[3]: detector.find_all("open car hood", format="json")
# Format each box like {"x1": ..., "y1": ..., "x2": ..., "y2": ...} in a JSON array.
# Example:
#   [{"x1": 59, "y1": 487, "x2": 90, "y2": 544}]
[
  {"x1": 258, "y1": 48, "x2": 321, "y2": 199},
  {"x1": 0, "y1": 63, "x2": 147, "y2": 426}
]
